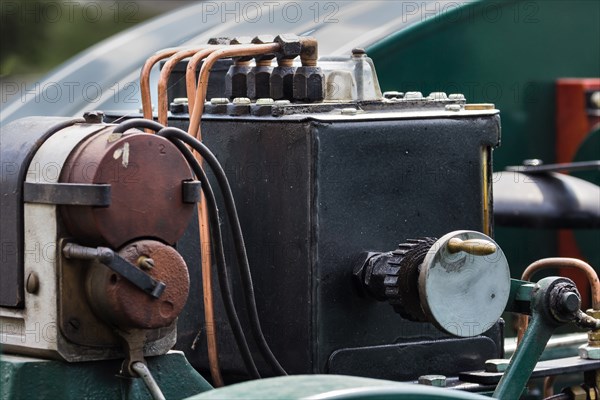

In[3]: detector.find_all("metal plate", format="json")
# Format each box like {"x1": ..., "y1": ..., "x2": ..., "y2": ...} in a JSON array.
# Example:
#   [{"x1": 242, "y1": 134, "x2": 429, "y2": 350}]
[{"x1": 419, "y1": 231, "x2": 511, "y2": 337}]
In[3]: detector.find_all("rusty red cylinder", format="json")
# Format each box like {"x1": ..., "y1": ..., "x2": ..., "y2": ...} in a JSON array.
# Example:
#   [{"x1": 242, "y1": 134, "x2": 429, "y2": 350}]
[
  {"x1": 59, "y1": 127, "x2": 195, "y2": 248},
  {"x1": 86, "y1": 240, "x2": 190, "y2": 329}
]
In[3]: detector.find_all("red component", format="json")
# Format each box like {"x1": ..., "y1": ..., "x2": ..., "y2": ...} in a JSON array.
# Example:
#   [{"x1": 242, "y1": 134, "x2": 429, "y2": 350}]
[
  {"x1": 60, "y1": 128, "x2": 195, "y2": 248},
  {"x1": 556, "y1": 78, "x2": 600, "y2": 308},
  {"x1": 86, "y1": 240, "x2": 190, "y2": 329}
]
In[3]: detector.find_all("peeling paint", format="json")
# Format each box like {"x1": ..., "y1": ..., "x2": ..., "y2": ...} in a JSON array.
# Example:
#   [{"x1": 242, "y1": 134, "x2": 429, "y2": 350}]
[{"x1": 112, "y1": 142, "x2": 130, "y2": 168}]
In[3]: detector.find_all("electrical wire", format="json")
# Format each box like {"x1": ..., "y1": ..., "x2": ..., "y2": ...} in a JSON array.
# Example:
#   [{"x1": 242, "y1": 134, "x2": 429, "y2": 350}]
[
  {"x1": 113, "y1": 118, "x2": 259, "y2": 380},
  {"x1": 156, "y1": 126, "x2": 287, "y2": 376}
]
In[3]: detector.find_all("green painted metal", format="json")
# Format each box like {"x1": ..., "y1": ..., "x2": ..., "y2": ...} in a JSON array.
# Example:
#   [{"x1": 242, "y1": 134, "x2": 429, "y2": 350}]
[
  {"x1": 366, "y1": 0, "x2": 600, "y2": 279},
  {"x1": 186, "y1": 375, "x2": 489, "y2": 400},
  {"x1": 505, "y1": 278, "x2": 533, "y2": 314},
  {"x1": 493, "y1": 277, "x2": 565, "y2": 399},
  {"x1": 0, "y1": 351, "x2": 212, "y2": 400}
]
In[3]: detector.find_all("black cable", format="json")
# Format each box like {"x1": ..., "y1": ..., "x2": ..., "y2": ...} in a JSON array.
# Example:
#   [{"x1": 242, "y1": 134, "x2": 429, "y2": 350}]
[
  {"x1": 113, "y1": 118, "x2": 260, "y2": 378},
  {"x1": 112, "y1": 118, "x2": 164, "y2": 133},
  {"x1": 164, "y1": 136, "x2": 261, "y2": 379},
  {"x1": 157, "y1": 126, "x2": 287, "y2": 376}
]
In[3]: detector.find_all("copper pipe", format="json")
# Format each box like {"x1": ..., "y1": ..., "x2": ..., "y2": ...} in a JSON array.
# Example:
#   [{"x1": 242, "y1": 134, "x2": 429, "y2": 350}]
[
  {"x1": 198, "y1": 197, "x2": 224, "y2": 387},
  {"x1": 140, "y1": 48, "x2": 183, "y2": 125},
  {"x1": 516, "y1": 258, "x2": 600, "y2": 343},
  {"x1": 543, "y1": 375, "x2": 556, "y2": 398},
  {"x1": 140, "y1": 47, "x2": 224, "y2": 387},
  {"x1": 158, "y1": 47, "x2": 210, "y2": 125},
  {"x1": 185, "y1": 47, "x2": 223, "y2": 113},
  {"x1": 188, "y1": 43, "x2": 280, "y2": 139}
]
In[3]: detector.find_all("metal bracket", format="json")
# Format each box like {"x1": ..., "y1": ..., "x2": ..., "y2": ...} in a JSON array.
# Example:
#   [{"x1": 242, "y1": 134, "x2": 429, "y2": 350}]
[
  {"x1": 182, "y1": 180, "x2": 202, "y2": 203},
  {"x1": 63, "y1": 243, "x2": 166, "y2": 298},
  {"x1": 24, "y1": 182, "x2": 111, "y2": 206}
]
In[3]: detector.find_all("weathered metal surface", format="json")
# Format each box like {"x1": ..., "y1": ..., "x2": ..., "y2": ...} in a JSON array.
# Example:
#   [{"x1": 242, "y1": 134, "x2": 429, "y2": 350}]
[
  {"x1": 419, "y1": 231, "x2": 510, "y2": 337},
  {"x1": 86, "y1": 240, "x2": 189, "y2": 329},
  {"x1": 0, "y1": 351, "x2": 211, "y2": 400},
  {"x1": 0, "y1": 117, "x2": 83, "y2": 307},
  {"x1": 327, "y1": 336, "x2": 500, "y2": 381},
  {"x1": 63, "y1": 243, "x2": 166, "y2": 299},
  {"x1": 23, "y1": 182, "x2": 111, "y2": 206},
  {"x1": 59, "y1": 129, "x2": 195, "y2": 248},
  {"x1": 461, "y1": 356, "x2": 600, "y2": 386},
  {"x1": 122, "y1": 105, "x2": 504, "y2": 378}
]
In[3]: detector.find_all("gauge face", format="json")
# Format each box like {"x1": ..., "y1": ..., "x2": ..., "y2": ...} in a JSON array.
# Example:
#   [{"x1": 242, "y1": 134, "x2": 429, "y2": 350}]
[{"x1": 418, "y1": 230, "x2": 511, "y2": 337}]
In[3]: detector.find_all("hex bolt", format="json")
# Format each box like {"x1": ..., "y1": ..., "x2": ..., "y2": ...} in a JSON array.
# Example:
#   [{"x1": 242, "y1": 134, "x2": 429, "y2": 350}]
[
  {"x1": 429, "y1": 92, "x2": 448, "y2": 100},
  {"x1": 383, "y1": 91, "x2": 404, "y2": 100},
  {"x1": 210, "y1": 98, "x2": 229, "y2": 105},
  {"x1": 448, "y1": 93, "x2": 466, "y2": 100},
  {"x1": 418, "y1": 375, "x2": 446, "y2": 387},
  {"x1": 404, "y1": 91, "x2": 424, "y2": 100},
  {"x1": 560, "y1": 292, "x2": 581, "y2": 313},
  {"x1": 137, "y1": 256, "x2": 155, "y2": 271},
  {"x1": 293, "y1": 66, "x2": 325, "y2": 102},
  {"x1": 83, "y1": 110, "x2": 104, "y2": 124},
  {"x1": 445, "y1": 104, "x2": 461, "y2": 112},
  {"x1": 26, "y1": 272, "x2": 39, "y2": 294},
  {"x1": 485, "y1": 359, "x2": 510, "y2": 372}
]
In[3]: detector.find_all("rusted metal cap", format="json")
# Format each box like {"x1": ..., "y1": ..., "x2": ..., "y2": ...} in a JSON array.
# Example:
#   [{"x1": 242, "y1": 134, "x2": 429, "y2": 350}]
[
  {"x1": 86, "y1": 240, "x2": 190, "y2": 329},
  {"x1": 60, "y1": 127, "x2": 195, "y2": 247}
]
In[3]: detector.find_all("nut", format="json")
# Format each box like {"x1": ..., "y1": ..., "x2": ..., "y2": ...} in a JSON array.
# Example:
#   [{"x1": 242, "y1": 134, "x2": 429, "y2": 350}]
[
  {"x1": 274, "y1": 34, "x2": 302, "y2": 58},
  {"x1": 484, "y1": 359, "x2": 510, "y2": 372},
  {"x1": 226, "y1": 65, "x2": 252, "y2": 99},
  {"x1": 271, "y1": 66, "x2": 296, "y2": 100},
  {"x1": 429, "y1": 92, "x2": 448, "y2": 100},
  {"x1": 418, "y1": 375, "x2": 446, "y2": 387},
  {"x1": 207, "y1": 37, "x2": 232, "y2": 45},
  {"x1": 293, "y1": 66, "x2": 324, "y2": 102},
  {"x1": 404, "y1": 91, "x2": 423, "y2": 100},
  {"x1": 579, "y1": 344, "x2": 600, "y2": 359},
  {"x1": 83, "y1": 110, "x2": 104, "y2": 124},
  {"x1": 383, "y1": 91, "x2": 404, "y2": 99},
  {"x1": 247, "y1": 65, "x2": 273, "y2": 99}
]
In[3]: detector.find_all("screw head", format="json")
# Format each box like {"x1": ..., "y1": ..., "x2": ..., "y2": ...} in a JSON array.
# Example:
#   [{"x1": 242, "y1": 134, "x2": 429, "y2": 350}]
[{"x1": 418, "y1": 375, "x2": 446, "y2": 387}]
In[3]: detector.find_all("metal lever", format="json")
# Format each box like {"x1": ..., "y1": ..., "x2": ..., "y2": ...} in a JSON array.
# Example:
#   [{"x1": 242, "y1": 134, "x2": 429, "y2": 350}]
[
  {"x1": 63, "y1": 243, "x2": 166, "y2": 298},
  {"x1": 447, "y1": 237, "x2": 497, "y2": 255}
]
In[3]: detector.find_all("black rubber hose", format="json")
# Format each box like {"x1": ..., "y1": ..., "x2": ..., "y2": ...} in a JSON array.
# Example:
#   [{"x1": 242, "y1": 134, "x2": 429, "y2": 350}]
[
  {"x1": 113, "y1": 118, "x2": 260, "y2": 378},
  {"x1": 157, "y1": 126, "x2": 287, "y2": 376},
  {"x1": 162, "y1": 136, "x2": 261, "y2": 379},
  {"x1": 112, "y1": 118, "x2": 164, "y2": 133}
]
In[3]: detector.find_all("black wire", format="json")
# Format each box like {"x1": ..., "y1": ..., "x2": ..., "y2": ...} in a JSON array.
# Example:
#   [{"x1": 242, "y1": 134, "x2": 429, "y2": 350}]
[
  {"x1": 114, "y1": 118, "x2": 260, "y2": 378},
  {"x1": 157, "y1": 126, "x2": 287, "y2": 376},
  {"x1": 163, "y1": 136, "x2": 261, "y2": 379},
  {"x1": 112, "y1": 118, "x2": 164, "y2": 133}
]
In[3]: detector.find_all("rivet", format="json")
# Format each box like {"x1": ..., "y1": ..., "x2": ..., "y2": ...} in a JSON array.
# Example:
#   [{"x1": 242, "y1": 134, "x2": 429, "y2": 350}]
[{"x1": 26, "y1": 272, "x2": 39, "y2": 294}]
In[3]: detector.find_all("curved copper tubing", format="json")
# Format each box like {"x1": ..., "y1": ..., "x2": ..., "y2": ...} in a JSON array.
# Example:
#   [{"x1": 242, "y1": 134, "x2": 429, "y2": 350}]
[
  {"x1": 140, "y1": 48, "x2": 183, "y2": 124},
  {"x1": 188, "y1": 43, "x2": 280, "y2": 139},
  {"x1": 185, "y1": 47, "x2": 224, "y2": 113},
  {"x1": 516, "y1": 257, "x2": 600, "y2": 344},
  {"x1": 157, "y1": 47, "x2": 210, "y2": 125}
]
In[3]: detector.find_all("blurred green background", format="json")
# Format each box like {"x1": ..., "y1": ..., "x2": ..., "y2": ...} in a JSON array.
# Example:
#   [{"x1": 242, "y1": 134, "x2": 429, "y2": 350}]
[{"x1": 0, "y1": 0, "x2": 191, "y2": 79}]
